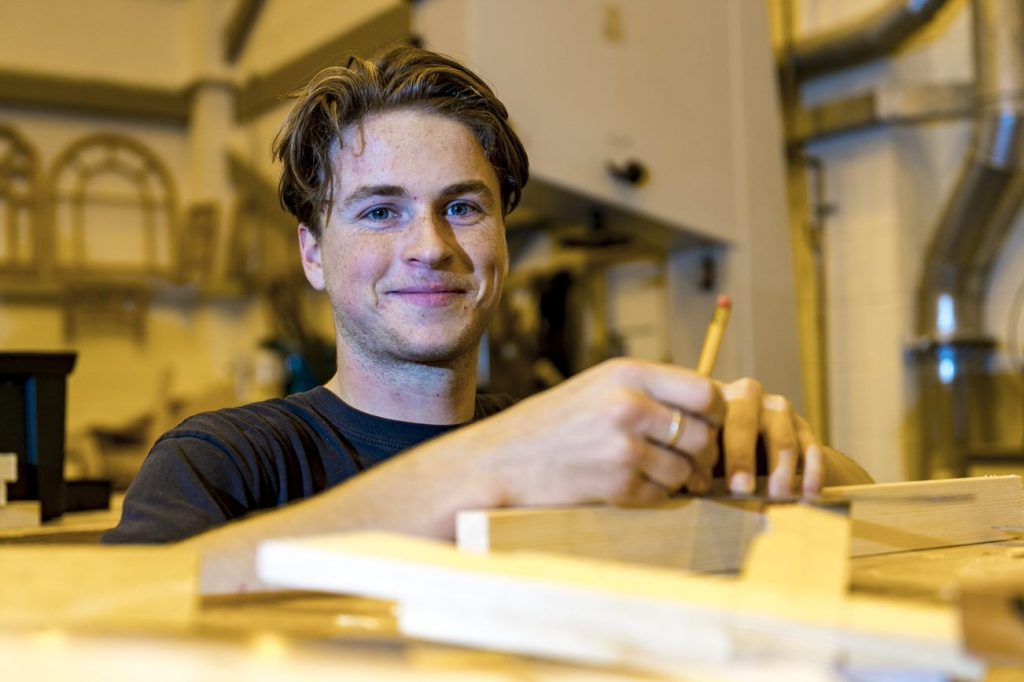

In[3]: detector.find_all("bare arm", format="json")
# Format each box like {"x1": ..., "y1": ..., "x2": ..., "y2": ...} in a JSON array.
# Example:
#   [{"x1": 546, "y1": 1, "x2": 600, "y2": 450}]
[
  {"x1": 190, "y1": 358, "x2": 723, "y2": 593},
  {"x1": 188, "y1": 359, "x2": 870, "y2": 594}
]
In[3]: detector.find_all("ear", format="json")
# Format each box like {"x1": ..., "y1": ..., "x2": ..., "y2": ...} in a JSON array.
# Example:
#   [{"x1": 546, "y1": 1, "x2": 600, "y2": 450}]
[{"x1": 298, "y1": 224, "x2": 325, "y2": 291}]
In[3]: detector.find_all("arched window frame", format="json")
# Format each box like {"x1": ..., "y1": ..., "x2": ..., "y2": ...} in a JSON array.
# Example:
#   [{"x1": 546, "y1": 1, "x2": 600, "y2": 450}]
[
  {"x1": 0, "y1": 124, "x2": 41, "y2": 274},
  {"x1": 48, "y1": 133, "x2": 178, "y2": 278}
]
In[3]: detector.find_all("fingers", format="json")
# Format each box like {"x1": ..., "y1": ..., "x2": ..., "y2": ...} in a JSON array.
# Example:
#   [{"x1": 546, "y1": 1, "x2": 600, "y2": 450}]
[
  {"x1": 796, "y1": 415, "x2": 824, "y2": 495},
  {"x1": 722, "y1": 379, "x2": 763, "y2": 493},
  {"x1": 637, "y1": 439, "x2": 695, "y2": 492},
  {"x1": 656, "y1": 401, "x2": 717, "y2": 491},
  {"x1": 721, "y1": 377, "x2": 824, "y2": 498},
  {"x1": 761, "y1": 394, "x2": 799, "y2": 497},
  {"x1": 605, "y1": 358, "x2": 725, "y2": 426}
]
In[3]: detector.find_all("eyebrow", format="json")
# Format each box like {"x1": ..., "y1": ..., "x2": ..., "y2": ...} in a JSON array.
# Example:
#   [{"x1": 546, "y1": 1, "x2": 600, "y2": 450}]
[
  {"x1": 339, "y1": 184, "x2": 407, "y2": 211},
  {"x1": 339, "y1": 181, "x2": 497, "y2": 212},
  {"x1": 439, "y1": 181, "x2": 496, "y2": 204}
]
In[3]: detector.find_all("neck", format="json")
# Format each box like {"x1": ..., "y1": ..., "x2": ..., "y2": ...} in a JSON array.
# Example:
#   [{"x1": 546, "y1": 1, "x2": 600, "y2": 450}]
[{"x1": 328, "y1": 346, "x2": 480, "y2": 425}]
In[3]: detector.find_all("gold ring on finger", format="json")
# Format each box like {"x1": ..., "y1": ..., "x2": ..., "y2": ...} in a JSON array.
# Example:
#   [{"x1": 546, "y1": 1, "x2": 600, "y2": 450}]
[{"x1": 666, "y1": 408, "x2": 685, "y2": 449}]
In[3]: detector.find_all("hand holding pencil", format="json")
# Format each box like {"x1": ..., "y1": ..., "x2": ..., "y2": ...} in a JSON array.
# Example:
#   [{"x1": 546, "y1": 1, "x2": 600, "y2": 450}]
[
  {"x1": 462, "y1": 291, "x2": 831, "y2": 510},
  {"x1": 696, "y1": 294, "x2": 828, "y2": 496}
]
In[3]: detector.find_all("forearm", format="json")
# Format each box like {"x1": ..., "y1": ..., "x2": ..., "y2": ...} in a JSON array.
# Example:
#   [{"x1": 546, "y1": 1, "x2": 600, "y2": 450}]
[{"x1": 186, "y1": 431, "x2": 503, "y2": 595}]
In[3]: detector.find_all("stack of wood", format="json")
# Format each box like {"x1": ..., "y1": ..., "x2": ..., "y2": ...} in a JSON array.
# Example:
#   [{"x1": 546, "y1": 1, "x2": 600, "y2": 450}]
[
  {"x1": 0, "y1": 452, "x2": 39, "y2": 530},
  {"x1": 256, "y1": 476, "x2": 1024, "y2": 678}
]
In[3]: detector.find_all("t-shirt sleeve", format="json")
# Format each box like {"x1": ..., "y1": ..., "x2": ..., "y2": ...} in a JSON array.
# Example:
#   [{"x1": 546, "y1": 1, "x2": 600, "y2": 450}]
[{"x1": 102, "y1": 431, "x2": 258, "y2": 544}]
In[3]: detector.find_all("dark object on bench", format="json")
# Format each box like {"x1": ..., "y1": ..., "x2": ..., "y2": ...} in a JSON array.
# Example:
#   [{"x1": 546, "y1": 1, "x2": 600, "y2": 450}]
[{"x1": 0, "y1": 352, "x2": 77, "y2": 521}]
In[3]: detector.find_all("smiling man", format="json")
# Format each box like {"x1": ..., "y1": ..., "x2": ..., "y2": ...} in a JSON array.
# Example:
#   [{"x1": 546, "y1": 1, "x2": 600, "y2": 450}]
[
  {"x1": 303, "y1": 109, "x2": 508, "y2": 424},
  {"x1": 104, "y1": 46, "x2": 870, "y2": 592}
]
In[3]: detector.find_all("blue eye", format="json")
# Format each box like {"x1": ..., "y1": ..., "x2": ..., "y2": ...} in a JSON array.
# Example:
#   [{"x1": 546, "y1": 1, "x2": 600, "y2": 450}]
[
  {"x1": 446, "y1": 201, "x2": 478, "y2": 218},
  {"x1": 366, "y1": 207, "x2": 394, "y2": 221}
]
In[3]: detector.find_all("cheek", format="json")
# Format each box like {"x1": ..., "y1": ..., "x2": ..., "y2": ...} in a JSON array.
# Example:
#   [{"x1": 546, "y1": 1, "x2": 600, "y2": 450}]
[
  {"x1": 469, "y1": 231, "x2": 507, "y2": 274},
  {"x1": 323, "y1": 237, "x2": 391, "y2": 301}
]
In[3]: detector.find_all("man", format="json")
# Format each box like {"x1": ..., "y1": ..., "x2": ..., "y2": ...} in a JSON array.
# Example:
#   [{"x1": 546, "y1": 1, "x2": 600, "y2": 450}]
[{"x1": 105, "y1": 46, "x2": 871, "y2": 593}]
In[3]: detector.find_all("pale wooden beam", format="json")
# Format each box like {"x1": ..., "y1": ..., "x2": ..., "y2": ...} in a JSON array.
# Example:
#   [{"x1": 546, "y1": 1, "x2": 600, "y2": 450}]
[
  {"x1": 235, "y1": 4, "x2": 411, "y2": 122},
  {"x1": 223, "y1": 0, "x2": 266, "y2": 63},
  {"x1": 256, "y1": 523, "x2": 984, "y2": 677},
  {"x1": 457, "y1": 476, "x2": 1024, "y2": 571},
  {"x1": 0, "y1": 69, "x2": 191, "y2": 123}
]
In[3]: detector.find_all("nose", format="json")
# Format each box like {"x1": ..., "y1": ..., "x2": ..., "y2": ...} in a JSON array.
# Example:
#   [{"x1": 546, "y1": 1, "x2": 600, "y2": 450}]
[{"x1": 402, "y1": 211, "x2": 455, "y2": 267}]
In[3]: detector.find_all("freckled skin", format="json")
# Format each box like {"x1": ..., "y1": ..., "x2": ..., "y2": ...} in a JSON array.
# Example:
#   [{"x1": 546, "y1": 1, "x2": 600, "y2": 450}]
[{"x1": 300, "y1": 110, "x2": 508, "y2": 374}]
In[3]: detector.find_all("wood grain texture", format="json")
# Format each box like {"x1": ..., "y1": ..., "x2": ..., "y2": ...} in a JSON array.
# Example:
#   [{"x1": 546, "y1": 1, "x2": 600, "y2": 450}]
[
  {"x1": 0, "y1": 545, "x2": 197, "y2": 629},
  {"x1": 0, "y1": 453, "x2": 15, "y2": 481},
  {"x1": 458, "y1": 497, "x2": 765, "y2": 572},
  {"x1": 0, "y1": 501, "x2": 39, "y2": 529},
  {"x1": 960, "y1": 571, "x2": 1024, "y2": 664},
  {"x1": 457, "y1": 476, "x2": 1024, "y2": 571},
  {"x1": 822, "y1": 476, "x2": 1024, "y2": 556},
  {"x1": 256, "y1": 531, "x2": 983, "y2": 678}
]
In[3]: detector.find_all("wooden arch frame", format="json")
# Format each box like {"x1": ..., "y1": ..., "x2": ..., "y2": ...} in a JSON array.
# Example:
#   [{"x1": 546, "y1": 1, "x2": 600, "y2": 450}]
[
  {"x1": 47, "y1": 133, "x2": 178, "y2": 278},
  {"x1": 0, "y1": 124, "x2": 41, "y2": 274}
]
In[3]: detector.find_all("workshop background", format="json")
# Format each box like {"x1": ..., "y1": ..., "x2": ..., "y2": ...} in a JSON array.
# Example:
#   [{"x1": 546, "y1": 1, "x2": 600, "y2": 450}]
[{"x1": 0, "y1": 0, "x2": 1020, "y2": 488}]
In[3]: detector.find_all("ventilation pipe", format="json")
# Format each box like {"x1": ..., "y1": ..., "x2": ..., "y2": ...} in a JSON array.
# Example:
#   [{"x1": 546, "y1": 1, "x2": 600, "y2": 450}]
[
  {"x1": 913, "y1": 0, "x2": 1024, "y2": 477},
  {"x1": 778, "y1": 0, "x2": 950, "y2": 443},
  {"x1": 790, "y1": 0, "x2": 950, "y2": 80}
]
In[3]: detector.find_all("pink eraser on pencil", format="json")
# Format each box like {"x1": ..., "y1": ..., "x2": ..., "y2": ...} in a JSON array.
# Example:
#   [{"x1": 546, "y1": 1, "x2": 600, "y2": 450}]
[{"x1": 716, "y1": 294, "x2": 731, "y2": 309}]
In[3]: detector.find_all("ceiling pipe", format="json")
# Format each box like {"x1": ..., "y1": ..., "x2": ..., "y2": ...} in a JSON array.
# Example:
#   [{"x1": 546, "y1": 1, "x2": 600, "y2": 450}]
[
  {"x1": 788, "y1": 0, "x2": 950, "y2": 80},
  {"x1": 916, "y1": 0, "x2": 1024, "y2": 342},
  {"x1": 912, "y1": 0, "x2": 1024, "y2": 477}
]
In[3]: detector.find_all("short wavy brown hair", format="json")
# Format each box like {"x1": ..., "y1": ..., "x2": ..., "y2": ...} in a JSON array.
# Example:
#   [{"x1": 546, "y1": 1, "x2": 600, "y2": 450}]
[{"x1": 273, "y1": 45, "x2": 529, "y2": 239}]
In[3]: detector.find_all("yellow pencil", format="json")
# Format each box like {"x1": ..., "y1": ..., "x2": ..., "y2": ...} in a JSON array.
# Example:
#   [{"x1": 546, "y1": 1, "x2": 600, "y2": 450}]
[{"x1": 696, "y1": 294, "x2": 731, "y2": 376}]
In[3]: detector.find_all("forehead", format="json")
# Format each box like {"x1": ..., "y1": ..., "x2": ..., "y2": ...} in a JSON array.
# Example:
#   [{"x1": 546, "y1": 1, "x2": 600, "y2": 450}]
[{"x1": 333, "y1": 109, "x2": 497, "y2": 191}]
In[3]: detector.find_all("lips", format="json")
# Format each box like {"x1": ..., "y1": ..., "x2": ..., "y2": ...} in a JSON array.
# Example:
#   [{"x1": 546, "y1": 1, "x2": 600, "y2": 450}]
[{"x1": 387, "y1": 283, "x2": 469, "y2": 307}]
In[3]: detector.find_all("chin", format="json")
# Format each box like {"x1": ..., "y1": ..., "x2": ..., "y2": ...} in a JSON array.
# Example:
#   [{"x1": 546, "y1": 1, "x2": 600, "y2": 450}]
[
  {"x1": 387, "y1": 325, "x2": 486, "y2": 364},
  {"x1": 393, "y1": 340, "x2": 477, "y2": 364}
]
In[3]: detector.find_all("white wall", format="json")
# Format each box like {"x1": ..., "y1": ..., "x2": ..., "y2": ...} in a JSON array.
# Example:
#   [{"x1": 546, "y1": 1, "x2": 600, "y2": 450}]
[
  {"x1": 0, "y1": 104, "x2": 274, "y2": 432},
  {"x1": 415, "y1": 0, "x2": 803, "y2": 406},
  {"x1": 0, "y1": 0, "x2": 190, "y2": 85},
  {"x1": 239, "y1": 0, "x2": 401, "y2": 75},
  {"x1": 794, "y1": 0, "x2": 1024, "y2": 480}
]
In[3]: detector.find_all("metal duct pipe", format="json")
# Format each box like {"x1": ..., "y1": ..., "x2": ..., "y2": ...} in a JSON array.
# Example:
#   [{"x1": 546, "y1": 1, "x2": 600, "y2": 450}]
[
  {"x1": 789, "y1": 0, "x2": 950, "y2": 80},
  {"x1": 917, "y1": 0, "x2": 1024, "y2": 340},
  {"x1": 913, "y1": 0, "x2": 1024, "y2": 477}
]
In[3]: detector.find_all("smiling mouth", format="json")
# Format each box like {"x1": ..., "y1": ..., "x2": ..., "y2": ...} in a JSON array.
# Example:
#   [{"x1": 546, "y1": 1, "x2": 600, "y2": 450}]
[{"x1": 388, "y1": 287, "x2": 468, "y2": 307}]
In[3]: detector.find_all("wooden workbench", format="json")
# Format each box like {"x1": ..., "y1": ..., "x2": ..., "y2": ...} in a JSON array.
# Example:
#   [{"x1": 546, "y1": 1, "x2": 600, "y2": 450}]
[{"x1": 1, "y1": 482, "x2": 1023, "y2": 680}]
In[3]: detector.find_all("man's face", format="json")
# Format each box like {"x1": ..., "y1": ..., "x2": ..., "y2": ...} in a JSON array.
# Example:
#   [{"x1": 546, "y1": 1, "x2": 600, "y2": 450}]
[{"x1": 299, "y1": 109, "x2": 508, "y2": 367}]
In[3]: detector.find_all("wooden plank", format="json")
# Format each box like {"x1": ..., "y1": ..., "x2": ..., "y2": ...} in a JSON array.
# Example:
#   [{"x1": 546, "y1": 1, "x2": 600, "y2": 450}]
[
  {"x1": 822, "y1": 475, "x2": 1024, "y2": 556},
  {"x1": 0, "y1": 452, "x2": 16, "y2": 482},
  {"x1": 0, "y1": 68, "x2": 190, "y2": 123},
  {"x1": 0, "y1": 545, "x2": 197, "y2": 630},
  {"x1": 458, "y1": 497, "x2": 765, "y2": 572},
  {"x1": 0, "y1": 501, "x2": 39, "y2": 530},
  {"x1": 959, "y1": 571, "x2": 1024, "y2": 664},
  {"x1": 457, "y1": 476, "x2": 1024, "y2": 570},
  {"x1": 235, "y1": 4, "x2": 411, "y2": 122},
  {"x1": 256, "y1": 529, "x2": 983, "y2": 678},
  {"x1": 222, "y1": 0, "x2": 265, "y2": 63}
]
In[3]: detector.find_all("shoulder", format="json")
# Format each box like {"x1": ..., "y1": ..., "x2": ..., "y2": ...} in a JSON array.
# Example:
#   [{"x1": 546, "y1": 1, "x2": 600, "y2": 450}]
[{"x1": 159, "y1": 388, "x2": 332, "y2": 446}]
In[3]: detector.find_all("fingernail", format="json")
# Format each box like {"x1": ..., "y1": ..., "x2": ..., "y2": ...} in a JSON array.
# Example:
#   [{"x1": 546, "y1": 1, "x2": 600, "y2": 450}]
[{"x1": 730, "y1": 470, "x2": 754, "y2": 494}]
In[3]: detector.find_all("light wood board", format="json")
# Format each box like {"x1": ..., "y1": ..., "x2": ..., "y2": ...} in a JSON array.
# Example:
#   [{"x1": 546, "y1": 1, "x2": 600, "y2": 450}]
[
  {"x1": 0, "y1": 452, "x2": 15, "y2": 507},
  {"x1": 0, "y1": 501, "x2": 39, "y2": 530},
  {"x1": 823, "y1": 476, "x2": 1024, "y2": 555},
  {"x1": 0, "y1": 545, "x2": 198, "y2": 630},
  {"x1": 0, "y1": 452, "x2": 15, "y2": 481},
  {"x1": 959, "y1": 570, "x2": 1024, "y2": 664},
  {"x1": 458, "y1": 496, "x2": 765, "y2": 572},
  {"x1": 457, "y1": 476, "x2": 1024, "y2": 572},
  {"x1": 256, "y1": 519, "x2": 984, "y2": 678}
]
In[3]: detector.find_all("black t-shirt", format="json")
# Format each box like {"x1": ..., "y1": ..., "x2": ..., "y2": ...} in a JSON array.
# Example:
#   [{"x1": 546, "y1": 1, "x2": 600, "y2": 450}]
[{"x1": 103, "y1": 387, "x2": 514, "y2": 544}]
